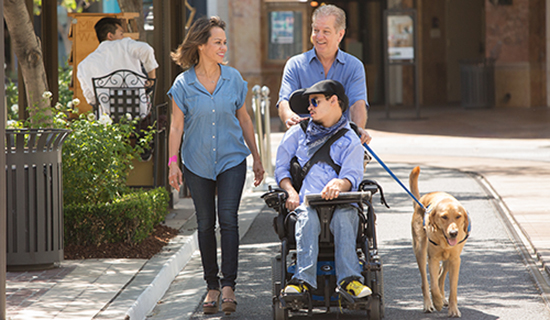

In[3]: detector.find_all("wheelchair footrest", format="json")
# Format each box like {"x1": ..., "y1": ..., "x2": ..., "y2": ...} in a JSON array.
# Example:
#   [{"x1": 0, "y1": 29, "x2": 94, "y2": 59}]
[
  {"x1": 280, "y1": 291, "x2": 308, "y2": 309},
  {"x1": 335, "y1": 285, "x2": 370, "y2": 303},
  {"x1": 334, "y1": 286, "x2": 371, "y2": 311},
  {"x1": 280, "y1": 291, "x2": 313, "y2": 316}
]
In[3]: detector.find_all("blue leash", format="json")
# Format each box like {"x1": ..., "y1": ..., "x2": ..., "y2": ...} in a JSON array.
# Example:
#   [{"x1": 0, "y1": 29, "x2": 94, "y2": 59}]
[
  {"x1": 363, "y1": 143, "x2": 471, "y2": 238},
  {"x1": 363, "y1": 143, "x2": 429, "y2": 212}
]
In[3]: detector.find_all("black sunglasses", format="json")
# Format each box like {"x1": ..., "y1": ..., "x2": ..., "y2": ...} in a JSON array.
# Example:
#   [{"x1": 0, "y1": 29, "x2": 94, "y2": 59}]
[{"x1": 309, "y1": 97, "x2": 325, "y2": 107}]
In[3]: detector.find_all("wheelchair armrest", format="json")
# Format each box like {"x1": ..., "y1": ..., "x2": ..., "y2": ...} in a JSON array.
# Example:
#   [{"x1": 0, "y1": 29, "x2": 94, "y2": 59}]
[
  {"x1": 261, "y1": 186, "x2": 292, "y2": 241},
  {"x1": 359, "y1": 181, "x2": 378, "y2": 195},
  {"x1": 359, "y1": 179, "x2": 390, "y2": 208},
  {"x1": 261, "y1": 186, "x2": 288, "y2": 210},
  {"x1": 305, "y1": 191, "x2": 372, "y2": 207}
]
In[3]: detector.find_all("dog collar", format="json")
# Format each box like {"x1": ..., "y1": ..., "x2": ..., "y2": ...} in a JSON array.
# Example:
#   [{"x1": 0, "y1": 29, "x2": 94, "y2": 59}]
[
  {"x1": 422, "y1": 204, "x2": 431, "y2": 228},
  {"x1": 458, "y1": 214, "x2": 472, "y2": 245}
]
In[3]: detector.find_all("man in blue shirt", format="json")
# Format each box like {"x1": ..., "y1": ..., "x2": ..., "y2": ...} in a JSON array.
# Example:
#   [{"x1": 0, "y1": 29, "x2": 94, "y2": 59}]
[
  {"x1": 277, "y1": 4, "x2": 371, "y2": 144},
  {"x1": 274, "y1": 79, "x2": 371, "y2": 298}
]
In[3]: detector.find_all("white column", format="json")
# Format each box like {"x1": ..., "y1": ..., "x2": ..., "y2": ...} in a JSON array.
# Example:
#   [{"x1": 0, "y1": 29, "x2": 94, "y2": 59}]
[{"x1": 546, "y1": 0, "x2": 550, "y2": 107}]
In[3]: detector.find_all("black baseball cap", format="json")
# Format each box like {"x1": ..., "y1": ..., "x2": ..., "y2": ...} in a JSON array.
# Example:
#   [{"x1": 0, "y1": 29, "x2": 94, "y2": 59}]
[{"x1": 289, "y1": 79, "x2": 349, "y2": 114}]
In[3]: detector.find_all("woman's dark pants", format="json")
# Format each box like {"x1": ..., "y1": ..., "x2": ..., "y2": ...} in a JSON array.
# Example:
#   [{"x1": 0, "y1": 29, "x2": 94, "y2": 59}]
[{"x1": 183, "y1": 160, "x2": 246, "y2": 291}]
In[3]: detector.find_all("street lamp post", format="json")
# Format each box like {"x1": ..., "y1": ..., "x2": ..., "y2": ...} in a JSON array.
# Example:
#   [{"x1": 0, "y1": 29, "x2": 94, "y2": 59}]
[{"x1": 1, "y1": 1, "x2": 7, "y2": 318}]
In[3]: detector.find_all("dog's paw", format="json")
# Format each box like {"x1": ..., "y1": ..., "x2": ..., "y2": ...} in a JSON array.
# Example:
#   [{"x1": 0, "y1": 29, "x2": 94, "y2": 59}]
[
  {"x1": 432, "y1": 296, "x2": 444, "y2": 311},
  {"x1": 448, "y1": 306, "x2": 461, "y2": 318},
  {"x1": 423, "y1": 305, "x2": 435, "y2": 313},
  {"x1": 423, "y1": 301, "x2": 435, "y2": 313},
  {"x1": 443, "y1": 298, "x2": 449, "y2": 307}
]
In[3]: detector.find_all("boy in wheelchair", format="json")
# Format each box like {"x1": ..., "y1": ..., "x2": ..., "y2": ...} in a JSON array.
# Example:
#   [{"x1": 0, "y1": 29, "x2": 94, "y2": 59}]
[{"x1": 274, "y1": 79, "x2": 371, "y2": 300}]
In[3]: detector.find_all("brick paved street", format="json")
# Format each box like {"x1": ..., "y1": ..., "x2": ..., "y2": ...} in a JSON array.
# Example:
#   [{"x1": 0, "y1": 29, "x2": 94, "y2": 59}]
[{"x1": 6, "y1": 265, "x2": 76, "y2": 316}]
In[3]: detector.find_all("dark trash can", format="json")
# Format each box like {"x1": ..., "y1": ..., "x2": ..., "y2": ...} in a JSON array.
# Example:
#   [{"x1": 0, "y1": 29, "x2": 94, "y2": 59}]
[
  {"x1": 460, "y1": 58, "x2": 495, "y2": 108},
  {"x1": 5, "y1": 129, "x2": 71, "y2": 270}
]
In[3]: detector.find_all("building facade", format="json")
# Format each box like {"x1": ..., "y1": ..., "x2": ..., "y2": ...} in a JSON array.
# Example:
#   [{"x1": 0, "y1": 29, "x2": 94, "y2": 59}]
[{"x1": 210, "y1": 0, "x2": 549, "y2": 122}]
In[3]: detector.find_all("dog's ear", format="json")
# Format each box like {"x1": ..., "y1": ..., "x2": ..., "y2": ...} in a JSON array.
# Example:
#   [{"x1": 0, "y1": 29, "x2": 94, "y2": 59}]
[{"x1": 428, "y1": 207, "x2": 439, "y2": 230}]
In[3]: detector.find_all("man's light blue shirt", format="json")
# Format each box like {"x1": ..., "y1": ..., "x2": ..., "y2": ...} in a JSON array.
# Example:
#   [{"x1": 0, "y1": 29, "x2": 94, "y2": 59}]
[
  {"x1": 168, "y1": 65, "x2": 250, "y2": 180},
  {"x1": 274, "y1": 121, "x2": 365, "y2": 204},
  {"x1": 277, "y1": 48, "x2": 368, "y2": 119}
]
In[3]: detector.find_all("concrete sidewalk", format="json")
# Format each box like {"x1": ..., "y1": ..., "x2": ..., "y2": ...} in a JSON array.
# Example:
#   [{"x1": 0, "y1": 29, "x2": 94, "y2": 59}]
[
  {"x1": 5, "y1": 188, "x2": 267, "y2": 320},
  {"x1": 366, "y1": 105, "x2": 550, "y2": 277},
  {"x1": 5, "y1": 104, "x2": 550, "y2": 319}
]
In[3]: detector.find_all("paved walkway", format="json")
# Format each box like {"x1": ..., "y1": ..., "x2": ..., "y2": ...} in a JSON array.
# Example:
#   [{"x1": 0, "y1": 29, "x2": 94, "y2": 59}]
[
  {"x1": 4, "y1": 104, "x2": 550, "y2": 319},
  {"x1": 367, "y1": 105, "x2": 550, "y2": 275}
]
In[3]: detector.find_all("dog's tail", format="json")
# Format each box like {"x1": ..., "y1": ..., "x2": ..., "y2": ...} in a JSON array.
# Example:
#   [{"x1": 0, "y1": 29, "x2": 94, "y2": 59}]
[{"x1": 409, "y1": 166, "x2": 422, "y2": 210}]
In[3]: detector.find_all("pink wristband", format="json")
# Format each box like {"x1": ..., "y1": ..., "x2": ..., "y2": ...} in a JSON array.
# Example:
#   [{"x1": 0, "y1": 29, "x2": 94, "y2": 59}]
[{"x1": 168, "y1": 154, "x2": 178, "y2": 166}]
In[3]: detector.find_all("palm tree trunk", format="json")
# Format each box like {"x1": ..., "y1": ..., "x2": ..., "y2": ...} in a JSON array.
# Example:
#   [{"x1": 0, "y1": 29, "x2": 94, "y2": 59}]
[{"x1": 4, "y1": 0, "x2": 51, "y2": 125}]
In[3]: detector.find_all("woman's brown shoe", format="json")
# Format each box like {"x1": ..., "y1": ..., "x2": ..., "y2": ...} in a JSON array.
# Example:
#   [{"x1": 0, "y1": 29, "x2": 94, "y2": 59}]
[
  {"x1": 221, "y1": 298, "x2": 237, "y2": 315},
  {"x1": 202, "y1": 290, "x2": 220, "y2": 314}
]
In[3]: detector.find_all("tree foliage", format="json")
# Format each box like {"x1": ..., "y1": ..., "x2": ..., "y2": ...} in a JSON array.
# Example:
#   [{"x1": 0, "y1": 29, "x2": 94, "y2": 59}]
[{"x1": 33, "y1": 0, "x2": 97, "y2": 14}]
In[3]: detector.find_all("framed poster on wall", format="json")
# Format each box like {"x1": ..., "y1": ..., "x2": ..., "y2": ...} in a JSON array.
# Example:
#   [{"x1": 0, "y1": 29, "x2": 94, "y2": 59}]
[
  {"x1": 387, "y1": 14, "x2": 414, "y2": 61},
  {"x1": 267, "y1": 10, "x2": 303, "y2": 61},
  {"x1": 271, "y1": 11, "x2": 294, "y2": 44},
  {"x1": 383, "y1": 9, "x2": 419, "y2": 117}
]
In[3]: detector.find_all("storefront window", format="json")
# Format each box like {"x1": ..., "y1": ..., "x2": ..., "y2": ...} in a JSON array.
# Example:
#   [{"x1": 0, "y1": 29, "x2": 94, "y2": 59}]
[{"x1": 268, "y1": 10, "x2": 303, "y2": 61}]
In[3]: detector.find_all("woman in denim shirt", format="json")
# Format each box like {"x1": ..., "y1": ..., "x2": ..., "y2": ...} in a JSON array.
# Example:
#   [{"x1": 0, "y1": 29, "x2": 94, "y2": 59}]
[{"x1": 167, "y1": 16, "x2": 264, "y2": 315}]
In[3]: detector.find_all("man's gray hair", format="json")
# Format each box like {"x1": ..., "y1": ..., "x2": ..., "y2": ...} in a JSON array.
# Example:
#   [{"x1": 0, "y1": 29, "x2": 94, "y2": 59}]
[{"x1": 312, "y1": 4, "x2": 346, "y2": 31}]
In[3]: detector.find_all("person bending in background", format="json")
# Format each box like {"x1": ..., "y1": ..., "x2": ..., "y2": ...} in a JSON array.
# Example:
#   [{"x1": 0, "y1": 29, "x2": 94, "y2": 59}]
[{"x1": 77, "y1": 17, "x2": 158, "y2": 116}]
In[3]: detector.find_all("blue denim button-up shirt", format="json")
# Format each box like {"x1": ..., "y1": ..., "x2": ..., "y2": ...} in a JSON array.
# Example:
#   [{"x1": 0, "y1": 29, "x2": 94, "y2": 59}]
[
  {"x1": 277, "y1": 48, "x2": 369, "y2": 119},
  {"x1": 274, "y1": 121, "x2": 365, "y2": 204},
  {"x1": 168, "y1": 65, "x2": 250, "y2": 180}
]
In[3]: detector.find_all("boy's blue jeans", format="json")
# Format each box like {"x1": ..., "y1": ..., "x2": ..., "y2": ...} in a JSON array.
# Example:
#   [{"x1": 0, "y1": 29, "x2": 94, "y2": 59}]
[{"x1": 293, "y1": 204, "x2": 364, "y2": 289}]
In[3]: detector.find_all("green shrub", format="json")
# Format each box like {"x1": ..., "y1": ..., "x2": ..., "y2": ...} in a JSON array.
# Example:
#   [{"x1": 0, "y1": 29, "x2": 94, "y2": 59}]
[
  {"x1": 64, "y1": 187, "x2": 170, "y2": 246},
  {"x1": 8, "y1": 65, "x2": 166, "y2": 247},
  {"x1": 62, "y1": 114, "x2": 141, "y2": 205},
  {"x1": 5, "y1": 79, "x2": 19, "y2": 121},
  {"x1": 57, "y1": 64, "x2": 74, "y2": 109}
]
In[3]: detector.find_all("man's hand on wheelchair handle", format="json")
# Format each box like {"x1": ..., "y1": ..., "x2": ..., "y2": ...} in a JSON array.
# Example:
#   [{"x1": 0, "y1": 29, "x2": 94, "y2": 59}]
[
  {"x1": 321, "y1": 178, "x2": 352, "y2": 200},
  {"x1": 358, "y1": 127, "x2": 372, "y2": 145},
  {"x1": 285, "y1": 191, "x2": 300, "y2": 212},
  {"x1": 280, "y1": 178, "x2": 300, "y2": 211}
]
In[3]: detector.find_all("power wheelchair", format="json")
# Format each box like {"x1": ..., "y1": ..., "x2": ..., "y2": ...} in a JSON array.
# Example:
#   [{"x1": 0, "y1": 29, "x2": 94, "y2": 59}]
[{"x1": 261, "y1": 179, "x2": 388, "y2": 319}]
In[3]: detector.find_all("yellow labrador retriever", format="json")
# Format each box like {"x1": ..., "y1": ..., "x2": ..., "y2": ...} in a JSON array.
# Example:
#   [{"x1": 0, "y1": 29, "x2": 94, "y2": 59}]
[{"x1": 409, "y1": 166, "x2": 470, "y2": 318}]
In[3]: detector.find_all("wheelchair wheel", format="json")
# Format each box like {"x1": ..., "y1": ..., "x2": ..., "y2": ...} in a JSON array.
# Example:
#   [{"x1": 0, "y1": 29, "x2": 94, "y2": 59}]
[
  {"x1": 368, "y1": 294, "x2": 382, "y2": 320},
  {"x1": 365, "y1": 257, "x2": 384, "y2": 319},
  {"x1": 272, "y1": 256, "x2": 289, "y2": 320},
  {"x1": 375, "y1": 259, "x2": 385, "y2": 318},
  {"x1": 273, "y1": 302, "x2": 289, "y2": 320}
]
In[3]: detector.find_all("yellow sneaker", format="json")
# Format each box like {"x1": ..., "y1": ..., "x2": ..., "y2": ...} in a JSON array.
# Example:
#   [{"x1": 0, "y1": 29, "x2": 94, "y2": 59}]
[
  {"x1": 342, "y1": 280, "x2": 372, "y2": 298},
  {"x1": 283, "y1": 282, "x2": 308, "y2": 294}
]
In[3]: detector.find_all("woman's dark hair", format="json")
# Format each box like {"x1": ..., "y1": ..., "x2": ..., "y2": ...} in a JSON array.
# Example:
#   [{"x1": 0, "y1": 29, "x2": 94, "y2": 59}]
[
  {"x1": 171, "y1": 16, "x2": 226, "y2": 69},
  {"x1": 94, "y1": 17, "x2": 122, "y2": 42}
]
